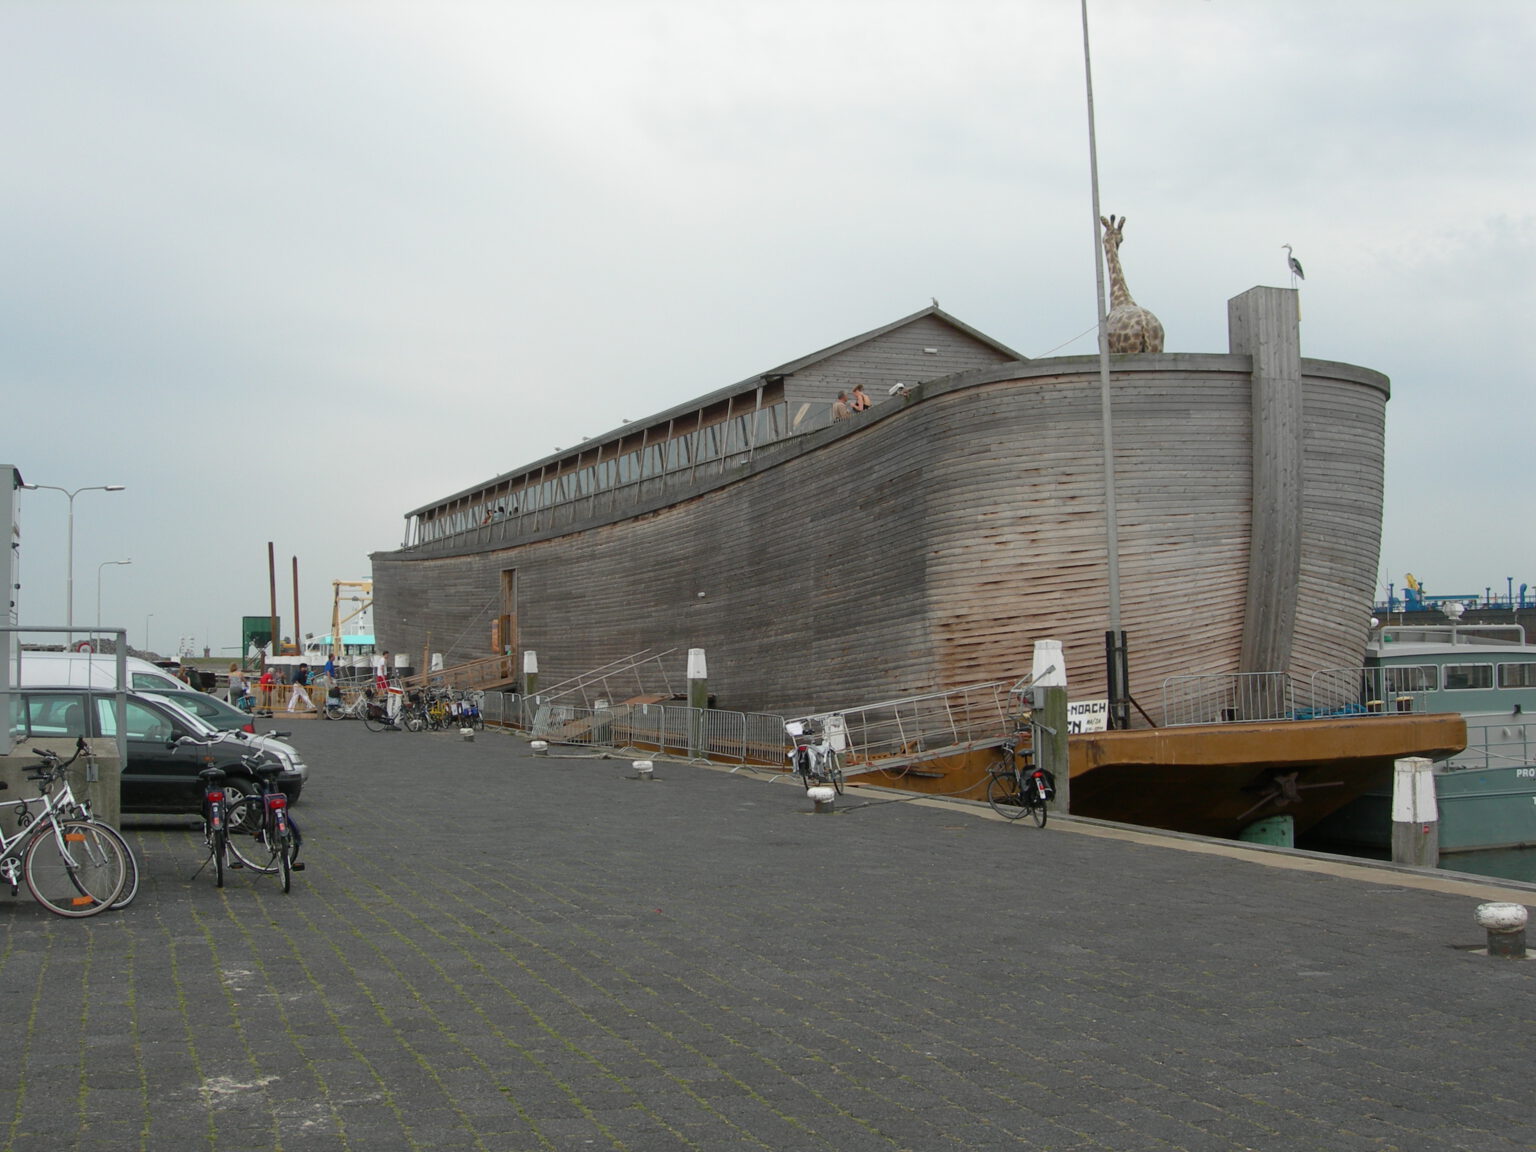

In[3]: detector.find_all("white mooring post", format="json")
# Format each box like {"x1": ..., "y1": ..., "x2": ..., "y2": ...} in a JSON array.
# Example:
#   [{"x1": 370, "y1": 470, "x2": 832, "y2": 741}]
[
  {"x1": 522, "y1": 650, "x2": 538, "y2": 697},
  {"x1": 1390, "y1": 756, "x2": 1438, "y2": 868},
  {"x1": 687, "y1": 649, "x2": 708, "y2": 757},
  {"x1": 1032, "y1": 640, "x2": 1069, "y2": 814}
]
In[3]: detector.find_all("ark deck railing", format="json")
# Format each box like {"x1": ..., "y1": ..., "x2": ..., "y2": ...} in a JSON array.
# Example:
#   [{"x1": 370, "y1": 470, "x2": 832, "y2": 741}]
[{"x1": 1160, "y1": 668, "x2": 1431, "y2": 727}]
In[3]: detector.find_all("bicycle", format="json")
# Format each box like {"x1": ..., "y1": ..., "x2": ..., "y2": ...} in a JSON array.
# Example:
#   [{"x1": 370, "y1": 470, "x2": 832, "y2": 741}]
[
  {"x1": 0, "y1": 752, "x2": 128, "y2": 917},
  {"x1": 986, "y1": 739, "x2": 1053, "y2": 826},
  {"x1": 450, "y1": 689, "x2": 485, "y2": 730},
  {"x1": 326, "y1": 686, "x2": 404, "y2": 730},
  {"x1": 226, "y1": 757, "x2": 304, "y2": 892},
  {"x1": 324, "y1": 687, "x2": 369, "y2": 721},
  {"x1": 785, "y1": 718, "x2": 844, "y2": 794},
  {"x1": 27, "y1": 741, "x2": 140, "y2": 909},
  {"x1": 181, "y1": 734, "x2": 304, "y2": 891},
  {"x1": 198, "y1": 764, "x2": 232, "y2": 888}
]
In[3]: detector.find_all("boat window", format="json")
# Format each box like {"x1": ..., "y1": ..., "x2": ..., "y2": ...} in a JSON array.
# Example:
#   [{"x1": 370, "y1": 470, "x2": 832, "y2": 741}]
[
  {"x1": 1498, "y1": 662, "x2": 1536, "y2": 689},
  {"x1": 1383, "y1": 665, "x2": 1437, "y2": 693},
  {"x1": 1443, "y1": 663, "x2": 1493, "y2": 691}
]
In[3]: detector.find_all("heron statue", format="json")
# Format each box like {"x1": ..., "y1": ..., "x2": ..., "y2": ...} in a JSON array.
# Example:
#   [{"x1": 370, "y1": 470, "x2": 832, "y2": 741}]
[{"x1": 1282, "y1": 244, "x2": 1305, "y2": 289}]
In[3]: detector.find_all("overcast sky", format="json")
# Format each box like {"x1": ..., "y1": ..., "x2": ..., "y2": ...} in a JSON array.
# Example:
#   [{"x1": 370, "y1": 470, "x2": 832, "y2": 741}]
[{"x1": 5, "y1": 0, "x2": 1532, "y2": 659}]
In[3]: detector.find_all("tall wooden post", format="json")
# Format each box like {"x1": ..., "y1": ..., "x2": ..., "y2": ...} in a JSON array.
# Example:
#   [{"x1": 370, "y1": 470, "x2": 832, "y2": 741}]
[
  {"x1": 266, "y1": 542, "x2": 278, "y2": 663},
  {"x1": 291, "y1": 555, "x2": 301, "y2": 658}
]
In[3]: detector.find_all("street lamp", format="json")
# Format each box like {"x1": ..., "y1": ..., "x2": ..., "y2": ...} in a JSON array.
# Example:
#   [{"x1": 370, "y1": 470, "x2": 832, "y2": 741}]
[
  {"x1": 21, "y1": 482, "x2": 127, "y2": 632},
  {"x1": 96, "y1": 558, "x2": 132, "y2": 627},
  {"x1": 144, "y1": 613, "x2": 154, "y2": 654}
]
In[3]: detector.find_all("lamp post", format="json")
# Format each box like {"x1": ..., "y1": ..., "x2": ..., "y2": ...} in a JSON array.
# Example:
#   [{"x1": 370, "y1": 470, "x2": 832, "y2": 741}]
[
  {"x1": 96, "y1": 559, "x2": 132, "y2": 627},
  {"x1": 144, "y1": 613, "x2": 154, "y2": 655},
  {"x1": 21, "y1": 482, "x2": 126, "y2": 632}
]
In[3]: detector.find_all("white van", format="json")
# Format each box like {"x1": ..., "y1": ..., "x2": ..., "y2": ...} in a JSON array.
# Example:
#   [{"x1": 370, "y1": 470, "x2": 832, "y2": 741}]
[{"x1": 11, "y1": 650, "x2": 192, "y2": 695}]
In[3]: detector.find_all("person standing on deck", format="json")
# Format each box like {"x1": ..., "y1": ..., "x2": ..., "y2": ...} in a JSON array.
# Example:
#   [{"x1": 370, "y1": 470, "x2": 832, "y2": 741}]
[
  {"x1": 850, "y1": 384, "x2": 871, "y2": 413},
  {"x1": 832, "y1": 391, "x2": 851, "y2": 421}
]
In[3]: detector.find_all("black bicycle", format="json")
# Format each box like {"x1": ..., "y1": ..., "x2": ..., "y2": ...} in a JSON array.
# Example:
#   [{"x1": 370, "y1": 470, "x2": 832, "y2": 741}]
[
  {"x1": 986, "y1": 743, "x2": 1053, "y2": 827},
  {"x1": 198, "y1": 765, "x2": 232, "y2": 888},
  {"x1": 225, "y1": 757, "x2": 304, "y2": 892},
  {"x1": 180, "y1": 734, "x2": 304, "y2": 891}
]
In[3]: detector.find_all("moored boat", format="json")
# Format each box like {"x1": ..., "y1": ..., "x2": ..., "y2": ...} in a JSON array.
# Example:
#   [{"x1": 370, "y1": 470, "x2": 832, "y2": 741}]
[{"x1": 1306, "y1": 624, "x2": 1536, "y2": 853}]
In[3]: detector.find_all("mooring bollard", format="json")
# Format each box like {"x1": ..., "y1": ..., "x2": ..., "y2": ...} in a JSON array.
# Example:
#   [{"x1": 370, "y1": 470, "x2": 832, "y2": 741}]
[
  {"x1": 633, "y1": 760, "x2": 654, "y2": 780},
  {"x1": 460, "y1": 727, "x2": 475, "y2": 742},
  {"x1": 807, "y1": 785, "x2": 836, "y2": 813},
  {"x1": 1474, "y1": 902, "x2": 1529, "y2": 958},
  {"x1": 530, "y1": 740, "x2": 549, "y2": 757}
]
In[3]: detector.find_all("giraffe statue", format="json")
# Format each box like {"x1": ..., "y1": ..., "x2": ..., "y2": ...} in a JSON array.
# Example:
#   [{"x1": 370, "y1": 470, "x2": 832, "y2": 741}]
[{"x1": 1100, "y1": 215, "x2": 1164, "y2": 354}]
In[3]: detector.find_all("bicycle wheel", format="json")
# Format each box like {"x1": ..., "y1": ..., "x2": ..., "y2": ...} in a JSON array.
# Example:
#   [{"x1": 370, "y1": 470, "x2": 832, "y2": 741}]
[
  {"x1": 92, "y1": 822, "x2": 140, "y2": 909},
  {"x1": 793, "y1": 749, "x2": 813, "y2": 791},
  {"x1": 986, "y1": 766, "x2": 1028, "y2": 820},
  {"x1": 70, "y1": 818, "x2": 141, "y2": 909},
  {"x1": 1031, "y1": 795, "x2": 1048, "y2": 828},
  {"x1": 324, "y1": 703, "x2": 345, "y2": 720},
  {"x1": 220, "y1": 777, "x2": 258, "y2": 833},
  {"x1": 277, "y1": 834, "x2": 292, "y2": 893},
  {"x1": 23, "y1": 819, "x2": 126, "y2": 917},
  {"x1": 225, "y1": 798, "x2": 280, "y2": 874},
  {"x1": 211, "y1": 822, "x2": 226, "y2": 888},
  {"x1": 827, "y1": 750, "x2": 845, "y2": 795}
]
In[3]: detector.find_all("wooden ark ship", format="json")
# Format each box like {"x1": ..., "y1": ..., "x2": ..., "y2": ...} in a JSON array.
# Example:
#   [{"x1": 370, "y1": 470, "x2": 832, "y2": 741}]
[{"x1": 370, "y1": 286, "x2": 1464, "y2": 837}]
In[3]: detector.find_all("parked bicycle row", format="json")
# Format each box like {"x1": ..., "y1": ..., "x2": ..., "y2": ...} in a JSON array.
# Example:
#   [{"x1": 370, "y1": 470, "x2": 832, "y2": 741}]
[
  {"x1": 2, "y1": 733, "x2": 309, "y2": 918},
  {"x1": 324, "y1": 684, "x2": 486, "y2": 733},
  {"x1": 2, "y1": 741, "x2": 136, "y2": 917}
]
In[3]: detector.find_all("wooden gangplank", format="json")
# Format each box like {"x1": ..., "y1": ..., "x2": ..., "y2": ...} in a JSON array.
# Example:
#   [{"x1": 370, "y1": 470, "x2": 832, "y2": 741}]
[{"x1": 398, "y1": 654, "x2": 518, "y2": 693}]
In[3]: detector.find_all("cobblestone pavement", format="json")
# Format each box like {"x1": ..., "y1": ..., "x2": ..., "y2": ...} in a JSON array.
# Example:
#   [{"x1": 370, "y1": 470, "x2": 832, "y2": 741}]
[{"x1": 1, "y1": 721, "x2": 1533, "y2": 1151}]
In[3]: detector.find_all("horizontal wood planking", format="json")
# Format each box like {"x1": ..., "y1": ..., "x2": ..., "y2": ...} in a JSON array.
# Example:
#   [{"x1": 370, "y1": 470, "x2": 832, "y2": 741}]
[{"x1": 373, "y1": 354, "x2": 1389, "y2": 719}]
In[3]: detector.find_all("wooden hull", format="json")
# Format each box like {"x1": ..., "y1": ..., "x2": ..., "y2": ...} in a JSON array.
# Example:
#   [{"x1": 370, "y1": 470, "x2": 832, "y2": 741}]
[{"x1": 373, "y1": 359, "x2": 1387, "y2": 718}]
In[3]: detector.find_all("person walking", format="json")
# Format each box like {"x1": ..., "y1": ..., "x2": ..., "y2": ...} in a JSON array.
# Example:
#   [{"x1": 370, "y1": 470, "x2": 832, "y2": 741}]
[
  {"x1": 227, "y1": 663, "x2": 246, "y2": 706},
  {"x1": 287, "y1": 663, "x2": 315, "y2": 713}
]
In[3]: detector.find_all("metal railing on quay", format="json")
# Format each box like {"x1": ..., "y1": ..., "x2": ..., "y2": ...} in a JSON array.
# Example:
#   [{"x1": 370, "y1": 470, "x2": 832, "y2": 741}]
[
  {"x1": 527, "y1": 701, "x2": 788, "y2": 765},
  {"x1": 786, "y1": 681, "x2": 1017, "y2": 770}
]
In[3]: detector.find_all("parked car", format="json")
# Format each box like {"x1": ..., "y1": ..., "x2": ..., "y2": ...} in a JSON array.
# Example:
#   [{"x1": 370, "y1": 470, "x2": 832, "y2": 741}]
[
  {"x1": 6, "y1": 687, "x2": 302, "y2": 812},
  {"x1": 141, "y1": 692, "x2": 307, "y2": 803}
]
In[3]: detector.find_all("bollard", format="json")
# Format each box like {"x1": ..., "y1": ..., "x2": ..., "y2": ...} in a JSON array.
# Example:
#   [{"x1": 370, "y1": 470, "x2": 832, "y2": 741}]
[
  {"x1": 633, "y1": 760, "x2": 654, "y2": 780},
  {"x1": 807, "y1": 785, "x2": 836, "y2": 813},
  {"x1": 1474, "y1": 902, "x2": 1529, "y2": 958},
  {"x1": 460, "y1": 727, "x2": 475, "y2": 742},
  {"x1": 530, "y1": 740, "x2": 548, "y2": 756}
]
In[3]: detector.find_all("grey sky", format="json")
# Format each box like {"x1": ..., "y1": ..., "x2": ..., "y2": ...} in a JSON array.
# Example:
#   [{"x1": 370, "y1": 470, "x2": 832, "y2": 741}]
[{"x1": 6, "y1": 0, "x2": 1532, "y2": 657}]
